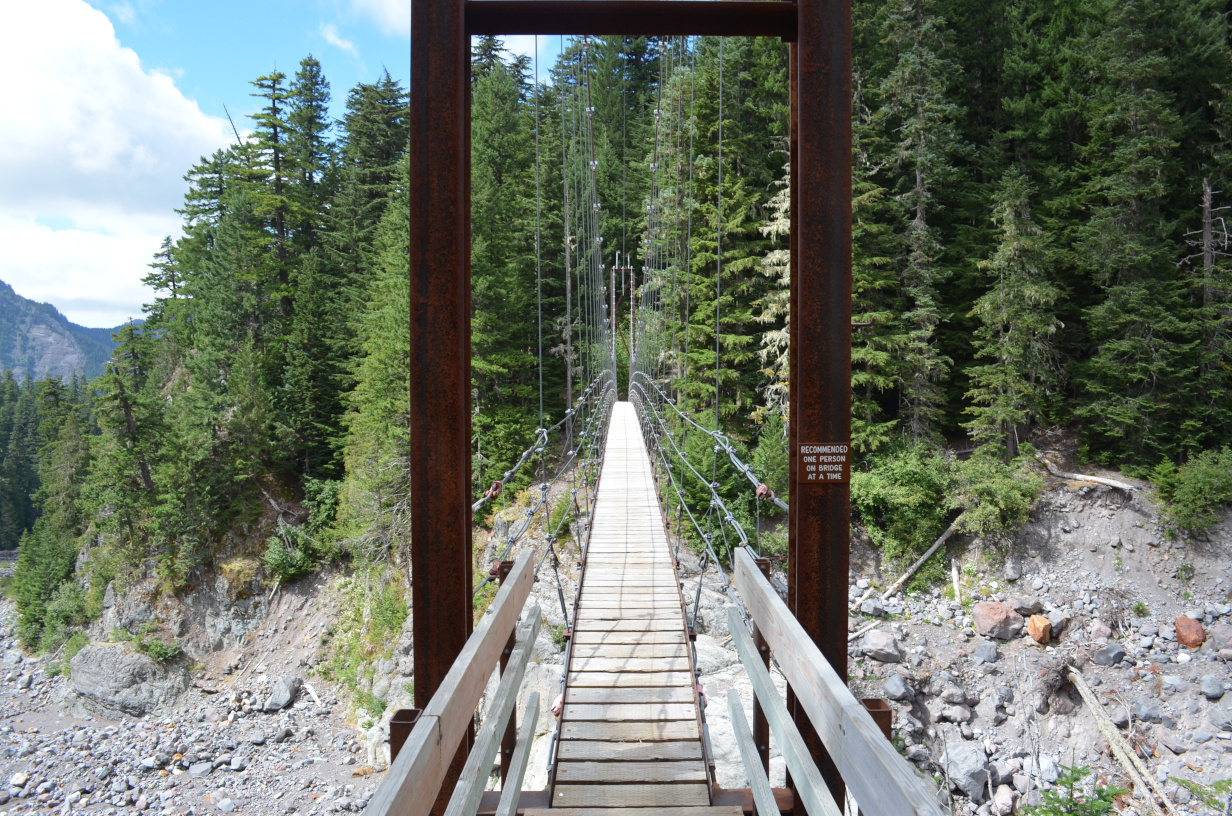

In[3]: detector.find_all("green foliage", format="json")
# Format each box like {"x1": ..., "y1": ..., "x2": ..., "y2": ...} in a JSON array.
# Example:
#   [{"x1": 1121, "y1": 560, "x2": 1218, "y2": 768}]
[
  {"x1": 1177, "y1": 562, "x2": 1195, "y2": 582},
  {"x1": 1022, "y1": 764, "x2": 1124, "y2": 815},
  {"x1": 13, "y1": 521, "x2": 77, "y2": 649},
  {"x1": 550, "y1": 624, "x2": 567, "y2": 651},
  {"x1": 354, "y1": 689, "x2": 387, "y2": 718},
  {"x1": 1174, "y1": 777, "x2": 1232, "y2": 811},
  {"x1": 549, "y1": 496, "x2": 576, "y2": 540},
  {"x1": 262, "y1": 478, "x2": 341, "y2": 581},
  {"x1": 851, "y1": 443, "x2": 956, "y2": 586},
  {"x1": 133, "y1": 634, "x2": 183, "y2": 663},
  {"x1": 751, "y1": 412, "x2": 790, "y2": 507},
  {"x1": 852, "y1": 442, "x2": 1043, "y2": 588},
  {"x1": 1133, "y1": 601, "x2": 1149, "y2": 617},
  {"x1": 319, "y1": 571, "x2": 408, "y2": 715},
  {"x1": 953, "y1": 446, "x2": 1045, "y2": 540},
  {"x1": 1160, "y1": 447, "x2": 1232, "y2": 534},
  {"x1": 64, "y1": 630, "x2": 88, "y2": 663}
]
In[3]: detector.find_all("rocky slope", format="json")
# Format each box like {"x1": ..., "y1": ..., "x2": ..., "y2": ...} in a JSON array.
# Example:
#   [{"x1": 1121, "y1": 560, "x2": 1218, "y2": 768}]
[
  {"x1": 1, "y1": 478, "x2": 1229, "y2": 815},
  {"x1": 0, "y1": 279, "x2": 119, "y2": 380}
]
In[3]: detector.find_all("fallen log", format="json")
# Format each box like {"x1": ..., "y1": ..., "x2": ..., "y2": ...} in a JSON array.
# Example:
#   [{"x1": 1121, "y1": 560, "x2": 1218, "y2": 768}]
[
  {"x1": 879, "y1": 516, "x2": 964, "y2": 601},
  {"x1": 1067, "y1": 666, "x2": 1173, "y2": 816},
  {"x1": 1035, "y1": 454, "x2": 1138, "y2": 493}
]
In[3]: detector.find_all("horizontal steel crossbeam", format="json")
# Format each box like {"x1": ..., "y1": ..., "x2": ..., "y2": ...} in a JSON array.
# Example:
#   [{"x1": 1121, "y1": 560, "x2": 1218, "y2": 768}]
[{"x1": 465, "y1": 1, "x2": 798, "y2": 40}]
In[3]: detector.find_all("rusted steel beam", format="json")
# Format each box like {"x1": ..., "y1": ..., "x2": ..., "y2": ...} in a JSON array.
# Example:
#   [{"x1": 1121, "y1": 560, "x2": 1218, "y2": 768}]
[
  {"x1": 409, "y1": 0, "x2": 473, "y2": 810},
  {"x1": 790, "y1": 0, "x2": 852, "y2": 808},
  {"x1": 465, "y1": 1, "x2": 798, "y2": 40}
]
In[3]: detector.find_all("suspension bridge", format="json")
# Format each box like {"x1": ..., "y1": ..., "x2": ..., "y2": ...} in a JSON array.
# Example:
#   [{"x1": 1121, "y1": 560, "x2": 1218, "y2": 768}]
[{"x1": 366, "y1": 0, "x2": 948, "y2": 812}]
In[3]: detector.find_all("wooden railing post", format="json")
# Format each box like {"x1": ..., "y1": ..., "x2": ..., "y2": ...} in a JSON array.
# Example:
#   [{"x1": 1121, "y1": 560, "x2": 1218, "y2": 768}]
[
  {"x1": 752, "y1": 557, "x2": 773, "y2": 782},
  {"x1": 496, "y1": 560, "x2": 516, "y2": 783}
]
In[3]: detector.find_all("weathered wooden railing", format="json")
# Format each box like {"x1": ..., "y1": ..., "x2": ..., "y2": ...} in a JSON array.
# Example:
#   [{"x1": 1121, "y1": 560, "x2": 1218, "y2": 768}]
[
  {"x1": 368, "y1": 551, "x2": 538, "y2": 816},
  {"x1": 728, "y1": 547, "x2": 947, "y2": 816}
]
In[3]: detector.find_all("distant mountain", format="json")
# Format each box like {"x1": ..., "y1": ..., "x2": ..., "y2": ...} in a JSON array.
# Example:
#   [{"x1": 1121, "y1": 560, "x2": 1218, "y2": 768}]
[{"x1": 0, "y1": 280, "x2": 123, "y2": 381}]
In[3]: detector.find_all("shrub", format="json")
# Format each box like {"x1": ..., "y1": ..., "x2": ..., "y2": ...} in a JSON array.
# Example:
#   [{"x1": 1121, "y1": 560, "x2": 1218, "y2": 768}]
[
  {"x1": 1022, "y1": 764, "x2": 1123, "y2": 815},
  {"x1": 751, "y1": 412, "x2": 790, "y2": 510},
  {"x1": 548, "y1": 495, "x2": 575, "y2": 540},
  {"x1": 1162, "y1": 447, "x2": 1232, "y2": 534},
  {"x1": 39, "y1": 582, "x2": 90, "y2": 652},
  {"x1": 263, "y1": 535, "x2": 312, "y2": 581},
  {"x1": 13, "y1": 522, "x2": 77, "y2": 649},
  {"x1": 64, "y1": 630, "x2": 88, "y2": 663},
  {"x1": 354, "y1": 688, "x2": 387, "y2": 718},
  {"x1": 261, "y1": 478, "x2": 343, "y2": 582},
  {"x1": 134, "y1": 636, "x2": 183, "y2": 663},
  {"x1": 851, "y1": 443, "x2": 956, "y2": 587},
  {"x1": 852, "y1": 442, "x2": 1044, "y2": 592}
]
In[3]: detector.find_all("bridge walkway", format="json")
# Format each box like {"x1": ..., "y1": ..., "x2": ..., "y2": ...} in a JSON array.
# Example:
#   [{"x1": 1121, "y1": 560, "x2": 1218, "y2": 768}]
[{"x1": 544, "y1": 402, "x2": 732, "y2": 813}]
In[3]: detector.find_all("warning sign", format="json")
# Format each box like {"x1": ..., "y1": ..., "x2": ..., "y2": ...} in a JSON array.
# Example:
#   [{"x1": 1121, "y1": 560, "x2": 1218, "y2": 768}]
[{"x1": 797, "y1": 443, "x2": 850, "y2": 484}]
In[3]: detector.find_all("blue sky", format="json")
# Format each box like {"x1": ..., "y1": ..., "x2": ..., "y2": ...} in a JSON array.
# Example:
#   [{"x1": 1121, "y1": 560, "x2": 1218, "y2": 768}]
[{"x1": 0, "y1": 0, "x2": 559, "y2": 327}]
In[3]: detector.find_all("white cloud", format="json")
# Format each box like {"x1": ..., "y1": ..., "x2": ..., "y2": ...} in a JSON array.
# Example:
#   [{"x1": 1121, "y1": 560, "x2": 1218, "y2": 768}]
[
  {"x1": 109, "y1": 1, "x2": 136, "y2": 25},
  {"x1": 320, "y1": 22, "x2": 361, "y2": 58},
  {"x1": 0, "y1": 0, "x2": 233, "y2": 326},
  {"x1": 0, "y1": 216, "x2": 159, "y2": 328},
  {"x1": 350, "y1": 0, "x2": 409, "y2": 35}
]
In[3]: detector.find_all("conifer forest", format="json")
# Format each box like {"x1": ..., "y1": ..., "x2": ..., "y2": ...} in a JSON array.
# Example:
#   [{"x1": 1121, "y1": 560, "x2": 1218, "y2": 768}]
[{"x1": 5, "y1": 0, "x2": 1232, "y2": 654}]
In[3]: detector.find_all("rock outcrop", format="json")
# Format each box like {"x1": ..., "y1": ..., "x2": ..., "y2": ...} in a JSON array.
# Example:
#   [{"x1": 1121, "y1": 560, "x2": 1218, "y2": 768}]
[{"x1": 61, "y1": 642, "x2": 189, "y2": 718}]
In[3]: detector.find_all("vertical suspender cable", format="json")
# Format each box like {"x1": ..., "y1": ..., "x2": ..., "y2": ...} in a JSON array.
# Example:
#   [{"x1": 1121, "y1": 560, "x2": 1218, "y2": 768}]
[{"x1": 535, "y1": 35, "x2": 545, "y2": 483}]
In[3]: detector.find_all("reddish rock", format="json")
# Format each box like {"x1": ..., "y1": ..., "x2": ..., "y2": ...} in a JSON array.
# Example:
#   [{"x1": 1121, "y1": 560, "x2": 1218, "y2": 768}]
[
  {"x1": 973, "y1": 601, "x2": 1025, "y2": 640},
  {"x1": 1027, "y1": 615, "x2": 1052, "y2": 645},
  {"x1": 1176, "y1": 616, "x2": 1207, "y2": 649}
]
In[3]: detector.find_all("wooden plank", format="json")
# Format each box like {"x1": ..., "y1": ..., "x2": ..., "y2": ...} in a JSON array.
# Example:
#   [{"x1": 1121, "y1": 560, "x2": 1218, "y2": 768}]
[
  {"x1": 570, "y1": 656, "x2": 691, "y2": 673},
  {"x1": 552, "y1": 784, "x2": 710, "y2": 808},
  {"x1": 563, "y1": 702, "x2": 697, "y2": 721},
  {"x1": 578, "y1": 600, "x2": 681, "y2": 608},
  {"x1": 555, "y1": 760, "x2": 708, "y2": 784},
  {"x1": 577, "y1": 610, "x2": 679, "y2": 620},
  {"x1": 566, "y1": 685, "x2": 694, "y2": 704},
  {"x1": 494, "y1": 692, "x2": 538, "y2": 816},
  {"x1": 556, "y1": 740, "x2": 702, "y2": 762},
  {"x1": 561, "y1": 719, "x2": 700, "y2": 742},
  {"x1": 567, "y1": 670, "x2": 694, "y2": 688},
  {"x1": 733, "y1": 549, "x2": 948, "y2": 816},
  {"x1": 367, "y1": 551, "x2": 535, "y2": 816},
  {"x1": 570, "y1": 643, "x2": 688, "y2": 659},
  {"x1": 725, "y1": 606, "x2": 841, "y2": 816},
  {"x1": 526, "y1": 809, "x2": 740, "y2": 816},
  {"x1": 727, "y1": 690, "x2": 779, "y2": 816},
  {"x1": 571, "y1": 631, "x2": 686, "y2": 645},
  {"x1": 444, "y1": 608, "x2": 543, "y2": 816},
  {"x1": 573, "y1": 617, "x2": 683, "y2": 629}
]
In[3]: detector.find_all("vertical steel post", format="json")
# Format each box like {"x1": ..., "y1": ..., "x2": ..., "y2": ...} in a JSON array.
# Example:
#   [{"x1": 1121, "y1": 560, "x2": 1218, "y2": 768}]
[
  {"x1": 791, "y1": 0, "x2": 852, "y2": 810},
  {"x1": 409, "y1": 0, "x2": 472, "y2": 810}
]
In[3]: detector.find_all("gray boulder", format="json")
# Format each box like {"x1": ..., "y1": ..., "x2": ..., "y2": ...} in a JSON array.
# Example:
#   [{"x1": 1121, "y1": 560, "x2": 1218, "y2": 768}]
[
  {"x1": 1133, "y1": 698, "x2": 1165, "y2": 724},
  {"x1": 1091, "y1": 643, "x2": 1126, "y2": 666},
  {"x1": 1010, "y1": 598, "x2": 1043, "y2": 616},
  {"x1": 263, "y1": 676, "x2": 303, "y2": 712},
  {"x1": 973, "y1": 641, "x2": 998, "y2": 664},
  {"x1": 882, "y1": 675, "x2": 913, "y2": 701},
  {"x1": 861, "y1": 630, "x2": 902, "y2": 663},
  {"x1": 942, "y1": 741, "x2": 990, "y2": 802},
  {"x1": 1200, "y1": 675, "x2": 1225, "y2": 701},
  {"x1": 65, "y1": 642, "x2": 189, "y2": 718}
]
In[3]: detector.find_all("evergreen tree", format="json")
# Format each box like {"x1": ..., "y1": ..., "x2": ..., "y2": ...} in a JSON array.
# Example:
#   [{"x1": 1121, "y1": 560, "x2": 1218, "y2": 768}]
[
  {"x1": 964, "y1": 169, "x2": 1059, "y2": 456},
  {"x1": 872, "y1": 0, "x2": 964, "y2": 442},
  {"x1": 1074, "y1": 0, "x2": 1193, "y2": 463}
]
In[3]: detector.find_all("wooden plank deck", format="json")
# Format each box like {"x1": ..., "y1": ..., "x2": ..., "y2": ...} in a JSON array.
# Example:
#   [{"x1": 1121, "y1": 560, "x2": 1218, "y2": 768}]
[{"x1": 553, "y1": 401, "x2": 710, "y2": 809}]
